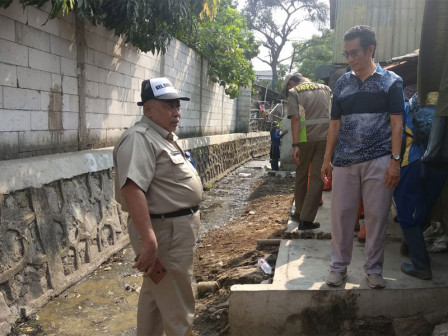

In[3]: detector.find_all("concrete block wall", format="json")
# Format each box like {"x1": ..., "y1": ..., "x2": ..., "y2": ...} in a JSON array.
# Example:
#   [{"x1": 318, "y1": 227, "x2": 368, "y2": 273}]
[
  {"x1": 0, "y1": 0, "x2": 251, "y2": 161},
  {"x1": 0, "y1": 2, "x2": 80, "y2": 159}
]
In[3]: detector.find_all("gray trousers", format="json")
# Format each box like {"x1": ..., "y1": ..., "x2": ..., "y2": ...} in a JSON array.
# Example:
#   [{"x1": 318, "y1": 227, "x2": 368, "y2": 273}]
[{"x1": 330, "y1": 155, "x2": 393, "y2": 275}]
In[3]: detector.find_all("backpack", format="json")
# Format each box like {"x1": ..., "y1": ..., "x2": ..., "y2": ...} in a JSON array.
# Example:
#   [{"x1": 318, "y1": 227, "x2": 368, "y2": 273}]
[{"x1": 409, "y1": 93, "x2": 436, "y2": 149}]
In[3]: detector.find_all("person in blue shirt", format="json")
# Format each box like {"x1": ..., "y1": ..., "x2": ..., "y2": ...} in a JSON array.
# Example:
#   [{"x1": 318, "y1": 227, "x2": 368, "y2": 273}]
[
  {"x1": 394, "y1": 93, "x2": 448, "y2": 279},
  {"x1": 321, "y1": 25, "x2": 403, "y2": 289},
  {"x1": 270, "y1": 121, "x2": 288, "y2": 170}
]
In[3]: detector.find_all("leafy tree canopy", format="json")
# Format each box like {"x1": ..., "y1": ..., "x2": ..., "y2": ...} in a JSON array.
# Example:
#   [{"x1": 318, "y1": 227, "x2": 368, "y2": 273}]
[
  {"x1": 291, "y1": 28, "x2": 334, "y2": 82},
  {"x1": 242, "y1": 0, "x2": 328, "y2": 89},
  {"x1": 180, "y1": 0, "x2": 260, "y2": 98}
]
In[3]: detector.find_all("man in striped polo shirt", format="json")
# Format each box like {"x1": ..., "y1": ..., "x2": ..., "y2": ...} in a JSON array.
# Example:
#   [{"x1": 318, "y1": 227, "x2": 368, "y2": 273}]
[{"x1": 321, "y1": 25, "x2": 404, "y2": 289}]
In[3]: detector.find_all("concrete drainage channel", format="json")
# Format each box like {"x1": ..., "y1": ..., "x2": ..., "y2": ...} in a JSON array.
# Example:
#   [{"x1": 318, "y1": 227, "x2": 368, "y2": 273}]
[{"x1": 229, "y1": 190, "x2": 448, "y2": 335}]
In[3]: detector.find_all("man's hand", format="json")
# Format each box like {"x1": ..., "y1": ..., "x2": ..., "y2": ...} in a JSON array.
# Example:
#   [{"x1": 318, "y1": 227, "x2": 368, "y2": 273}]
[
  {"x1": 121, "y1": 179, "x2": 159, "y2": 277},
  {"x1": 384, "y1": 160, "x2": 400, "y2": 189},
  {"x1": 282, "y1": 129, "x2": 289, "y2": 135},
  {"x1": 321, "y1": 159, "x2": 333, "y2": 184},
  {"x1": 292, "y1": 146, "x2": 300, "y2": 165},
  {"x1": 133, "y1": 232, "x2": 158, "y2": 277}
]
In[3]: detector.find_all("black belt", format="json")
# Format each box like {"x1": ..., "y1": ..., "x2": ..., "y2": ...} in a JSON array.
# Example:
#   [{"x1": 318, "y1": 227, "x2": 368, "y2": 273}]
[{"x1": 150, "y1": 205, "x2": 199, "y2": 219}]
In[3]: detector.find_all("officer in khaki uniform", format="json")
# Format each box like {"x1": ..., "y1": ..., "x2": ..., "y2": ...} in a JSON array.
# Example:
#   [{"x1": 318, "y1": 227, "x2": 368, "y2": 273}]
[
  {"x1": 113, "y1": 77, "x2": 203, "y2": 335},
  {"x1": 286, "y1": 73, "x2": 332, "y2": 230}
]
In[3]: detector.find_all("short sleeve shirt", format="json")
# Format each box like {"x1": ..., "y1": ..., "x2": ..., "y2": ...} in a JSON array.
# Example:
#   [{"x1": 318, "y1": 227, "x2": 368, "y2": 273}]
[
  {"x1": 287, "y1": 81, "x2": 332, "y2": 142},
  {"x1": 113, "y1": 116, "x2": 203, "y2": 213},
  {"x1": 331, "y1": 64, "x2": 404, "y2": 166}
]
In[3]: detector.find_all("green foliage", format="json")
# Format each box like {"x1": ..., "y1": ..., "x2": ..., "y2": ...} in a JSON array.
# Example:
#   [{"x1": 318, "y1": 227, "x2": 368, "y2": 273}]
[
  {"x1": 292, "y1": 29, "x2": 334, "y2": 82},
  {"x1": 180, "y1": 0, "x2": 260, "y2": 98}
]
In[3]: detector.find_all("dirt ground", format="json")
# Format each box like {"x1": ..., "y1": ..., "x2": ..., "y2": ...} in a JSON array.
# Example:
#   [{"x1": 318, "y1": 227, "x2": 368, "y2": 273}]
[{"x1": 191, "y1": 173, "x2": 295, "y2": 336}]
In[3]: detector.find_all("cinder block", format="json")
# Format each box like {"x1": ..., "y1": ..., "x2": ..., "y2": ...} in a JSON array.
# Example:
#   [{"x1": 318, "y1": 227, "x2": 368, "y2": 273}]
[
  {"x1": 84, "y1": 31, "x2": 108, "y2": 53},
  {"x1": 121, "y1": 47, "x2": 140, "y2": 64},
  {"x1": 27, "y1": 6, "x2": 59, "y2": 36},
  {"x1": 0, "y1": 1, "x2": 28, "y2": 24},
  {"x1": 85, "y1": 81, "x2": 99, "y2": 98},
  {"x1": 0, "y1": 110, "x2": 31, "y2": 131},
  {"x1": 51, "y1": 74, "x2": 62, "y2": 92},
  {"x1": 16, "y1": 23, "x2": 51, "y2": 52},
  {"x1": 0, "y1": 131, "x2": 19, "y2": 156},
  {"x1": 105, "y1": 71, "x2": 124, "y2": 87},
  {"x1": 17, "y1": 66, "x2": 52, "y2": 91},
  {"x1": 22, "y1": 129, "x2": 78, "y2": 150},
  {"x1": 0, "y1": 63, "x2": 17, "y2": 87},
  {"x1": 123, "y1": 114, "x2": 141, "y2": 128},
  {"x1": 92, "y1": 49, "x2": 115, "y2": 70},
  {"x1": 62, "y1": 75, "x2": 78, "y2": 95},
  {"x1": 63, "y1": 112, "x2": 79, "y2": 130},
  {"x1": 99, "y1": 83, "x2": 122, "y2": 100},
  {"x1": 106, "y1": 99, "x2": 126, "y2": 115},
  {"x1": 86, "y1": 112, "x2": 103, "y2": 128},
  {"x1": 103, "y1": 114, "x2": 124, "y2": 128},
  {"x1": 125, "y1": 102, "x2": 138, "y2": 114},
  {"x1": 85, "y1": 128, "x2": 102, "y2": 143},
  {"x1": 106, "y1": 128, "x2": 125, "y2": 144},
  {"x1": 4, "y1": 87, "x2": 40, "y2": 110},
  {"x1": 85, "y1": 64, "x2": 107, "y2": 83},
  {"x1": 50, "y1": 35, "x2": 77, "y2": 59},
  {"x1": 122, "y1": 75, "x2": 132, "y2": 89},
  {"x1": 61, "y1": 57, "x2": 77, "y2": 77},
  {"x1": 59, "y1": 19, "x2": 75, "y2": 41},
  {"x1": 130, "y1": 77, "x2": 140, "y2": 91},
  {"x1": 0, "y1": 87, "x2": 2, "y2": 108},
  {"x1": 0, "y1": 15, "x2": 15, "y2": 42},
  {"x1": 85, "y1": 97, "x2": 106, "y2": 113},
  {"x1": 62, "y1": 94, "x2": 79, "y2": 112},
  {"x1": 29, "y1": 48, "x2": 61, "y2": 73},
  {"x1": 116, "y1": 60, "x2": 131, "y2": 76},
  {"x1": 0, "y1": 40, "x2": 28, "y2": 67},
  {"x1": 131, "y1": 64, "x2": 146, "y2": 79},
  {"x1": 30, "y1": 111, "x2": 49, "y2": 130}
]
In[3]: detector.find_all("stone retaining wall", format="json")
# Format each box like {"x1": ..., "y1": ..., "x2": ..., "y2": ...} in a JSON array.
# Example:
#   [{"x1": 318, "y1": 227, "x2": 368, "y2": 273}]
[{"x1": 0, "y1": 133, "x2": 269, "y2": 335}]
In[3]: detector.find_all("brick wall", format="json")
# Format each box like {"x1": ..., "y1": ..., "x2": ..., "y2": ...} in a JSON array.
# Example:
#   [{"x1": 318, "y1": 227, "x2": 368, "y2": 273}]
[{"x1": 0, "y1": 1, "x2": 251, "y2": 160}]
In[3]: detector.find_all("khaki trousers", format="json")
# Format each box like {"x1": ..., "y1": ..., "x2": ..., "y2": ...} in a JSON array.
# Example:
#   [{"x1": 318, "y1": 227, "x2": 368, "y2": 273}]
[
  {"x1": 128, "y1": 212, "x2": 200, "y2": 336},
  {"x1": 330, "y1": 155, "x2": 393, "y2": 275},
  {"x1": 294, "y1": 140, "x2": 326, "y2": 222}
]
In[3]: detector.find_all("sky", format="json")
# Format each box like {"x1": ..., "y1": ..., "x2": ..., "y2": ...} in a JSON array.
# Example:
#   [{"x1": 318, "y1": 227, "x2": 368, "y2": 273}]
[{"x1": 236, "y1": 0, "x2": 331, "y2": 71}]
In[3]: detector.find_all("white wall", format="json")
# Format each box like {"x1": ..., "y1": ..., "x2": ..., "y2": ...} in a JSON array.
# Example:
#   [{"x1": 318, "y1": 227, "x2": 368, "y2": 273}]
[{"x1": 0, "y1": 1, "x2": 250, "y2": 160}]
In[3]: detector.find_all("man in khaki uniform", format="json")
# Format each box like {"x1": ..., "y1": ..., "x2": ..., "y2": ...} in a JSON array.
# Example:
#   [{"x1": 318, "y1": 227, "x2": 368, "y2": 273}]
[
  {"x1": 113, "y1": 77, "x2": 203, "y2": 335},
  {"x1": 286, "y1": 73, "x2": 332, "y2": 230}
]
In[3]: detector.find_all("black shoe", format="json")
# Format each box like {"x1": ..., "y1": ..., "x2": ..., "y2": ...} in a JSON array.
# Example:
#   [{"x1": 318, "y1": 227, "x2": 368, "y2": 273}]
[
  {"x1": 299, "y1": 220, "x2": 320, "y2": 230},
  {"x1": 290, "y1": 212, "x2": 300, "y2": 222}
]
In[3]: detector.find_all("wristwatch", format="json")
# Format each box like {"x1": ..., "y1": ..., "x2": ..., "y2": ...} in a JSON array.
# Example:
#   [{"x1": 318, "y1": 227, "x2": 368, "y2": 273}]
[
  {"x1": 292, "y1": 143, "x2": 300, "y2": 148},
  {"x1": 391, "y1": 153, "x2": 401, "y2": 161}
]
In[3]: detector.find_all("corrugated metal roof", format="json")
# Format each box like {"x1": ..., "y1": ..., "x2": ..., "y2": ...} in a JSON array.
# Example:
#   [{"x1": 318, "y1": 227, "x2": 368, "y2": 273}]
[{"x1": 333, "y1": 0, "x2": 425, "y2": 64}]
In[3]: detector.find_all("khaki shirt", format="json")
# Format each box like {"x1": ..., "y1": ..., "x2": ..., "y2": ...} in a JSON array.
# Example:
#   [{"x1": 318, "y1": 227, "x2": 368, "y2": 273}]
[
  {"x1": 287, "y1": 81, "x2": 332, "y2": 142},
  {"x1": 113, "y1": 115, "x2": 203, "y2": 213}
]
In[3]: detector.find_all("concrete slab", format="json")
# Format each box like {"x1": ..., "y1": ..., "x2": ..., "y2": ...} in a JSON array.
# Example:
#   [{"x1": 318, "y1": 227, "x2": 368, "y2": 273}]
[{"x1": 230, "y1": 189, "x2": 448, "y2": 335}]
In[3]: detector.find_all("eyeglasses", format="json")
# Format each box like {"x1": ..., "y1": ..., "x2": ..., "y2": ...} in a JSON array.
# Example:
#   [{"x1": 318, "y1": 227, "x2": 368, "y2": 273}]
[{"x1": 341, "y1": 48, "x2": 364, "y2": 59}]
